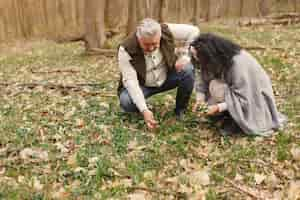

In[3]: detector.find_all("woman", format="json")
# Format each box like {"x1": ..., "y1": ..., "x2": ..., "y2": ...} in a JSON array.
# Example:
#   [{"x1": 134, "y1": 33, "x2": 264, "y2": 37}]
[{"x1": 190, "y1": 33, "x2": 287, "y2": 136}]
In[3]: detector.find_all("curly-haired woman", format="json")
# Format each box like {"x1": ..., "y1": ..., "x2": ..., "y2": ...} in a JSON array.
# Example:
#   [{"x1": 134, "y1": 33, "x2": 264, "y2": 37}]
[{"x1": 190, "y1": 33, "x2": 287, "y2": 136}]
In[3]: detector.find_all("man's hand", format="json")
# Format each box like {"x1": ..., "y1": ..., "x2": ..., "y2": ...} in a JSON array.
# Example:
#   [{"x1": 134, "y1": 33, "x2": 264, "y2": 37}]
[
  {"x1": 175, "y1": 56, "x2": 190, "y2": 72},
  {"x1": 142, "y1": 110, "x2": 158, "y2": 129},
  {"x1": 207, "y1": 105, "x2": 220, "y2": 115}
]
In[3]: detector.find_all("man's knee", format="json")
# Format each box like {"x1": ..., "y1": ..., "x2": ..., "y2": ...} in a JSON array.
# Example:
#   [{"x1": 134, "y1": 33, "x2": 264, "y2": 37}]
[
  {"x1": 119, "y1": 91, "x2": 138, "y2": 112},
  {"x1": 179, "y1": 63, "x2": 195, "y2": 85},
  {"x1": 182, "y1": 63, "x2": 194, "y2": 77}
]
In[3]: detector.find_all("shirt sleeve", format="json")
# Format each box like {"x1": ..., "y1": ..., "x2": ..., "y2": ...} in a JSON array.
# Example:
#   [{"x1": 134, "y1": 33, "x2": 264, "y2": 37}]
[
  {"x1": 166, "y1": 23, "x2": 200, "y2": 47},
  {"x1": 167, "y1": 23, "x2": 200, "y2": 64},
  {"x1": 194, "y1": 67, "x2": 207, "y2": 102},
  {"x1": 217, "y1": 102, "x2": 228, "y2": 112},
  {"x1": 118, "y1": 46, "x2": 148, "y2": 112}
]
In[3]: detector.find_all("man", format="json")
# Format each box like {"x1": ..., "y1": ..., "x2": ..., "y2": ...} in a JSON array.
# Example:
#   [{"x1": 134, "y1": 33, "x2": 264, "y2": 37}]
[{"x1": 117, "y1": 18, "x2": 200, "y2": 129}]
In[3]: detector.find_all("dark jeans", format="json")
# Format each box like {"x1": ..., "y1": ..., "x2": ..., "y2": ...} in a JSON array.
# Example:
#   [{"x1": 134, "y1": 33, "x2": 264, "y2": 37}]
[{"x1": 119, "y1": 63, "x2": 195, "y2": 114}]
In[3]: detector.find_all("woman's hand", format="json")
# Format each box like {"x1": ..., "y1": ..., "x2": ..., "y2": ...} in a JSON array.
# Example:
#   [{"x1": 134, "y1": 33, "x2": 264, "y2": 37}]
[
  {"x1": 192, "y1": 100, "x2": 206, "y2": 113},
  {"x1": 207, "y1": 105, "x2": 220, "y2": 115},
  {"x1": 192, "y1": 101, "x2": 200, "y2": 112}
]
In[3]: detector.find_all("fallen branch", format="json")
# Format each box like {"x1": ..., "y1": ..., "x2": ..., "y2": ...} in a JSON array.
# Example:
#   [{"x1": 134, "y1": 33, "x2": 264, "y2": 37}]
[
  {"x1": 80, "y1": 91, "x2": 115, "y2": 97},
  {"x1": 30, "y1": 69, "x2": 80, "y2": 74},
  {"x1": 55, "y1": 35, "x2": 84, "y2": 43},
  {"x1": 267, "y1": 12, "x2": 300, "y2": 20},
  {"x1": 237, "y1": 159, "x2": 289, "y2": 179},
  {"x1": 128, "y1": 186, "x2": 186, "y2": 198},
  {"x1": 0, "y1": 82, "x2": 106, "y2": 89},
  {"x1": 85, "y1": 48, "x2": 116, "y2": 57},
  {"x1": 239, "y1": 16, "x2": 300, "y2": 26},
  {"x1": 213, "y1": 172, "x2": 265, "y2": 200},
  {"x1": 1, "y1": 82, "x2": 116, "y2": 97},
  {"x1": 271, "y1": 18, "x2": 300, "y2": 25},
  {"x1": 244, "y1": 46, "x2": 285, "y2": 51},
  {"x1": 223, "y1": 176, "x2": 265, "y2": 200}
]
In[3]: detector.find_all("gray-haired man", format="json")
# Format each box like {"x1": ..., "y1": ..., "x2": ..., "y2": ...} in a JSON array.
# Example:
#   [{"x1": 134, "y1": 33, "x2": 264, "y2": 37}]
[{"x1": 117, "y1": 18, "x2": 200, "y2": 129}]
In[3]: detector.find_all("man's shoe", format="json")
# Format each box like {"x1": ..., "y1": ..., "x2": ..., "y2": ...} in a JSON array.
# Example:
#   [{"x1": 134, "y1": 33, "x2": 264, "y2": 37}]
[{"x1": 175, "y1": 110, "x2": 185, "y2": 121}]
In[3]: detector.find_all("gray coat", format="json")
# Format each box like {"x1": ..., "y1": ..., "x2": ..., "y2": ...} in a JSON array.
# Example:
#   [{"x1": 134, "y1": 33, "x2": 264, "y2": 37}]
[{"x1": 224, "y1": 50, "x2": 286, "y2": 136}]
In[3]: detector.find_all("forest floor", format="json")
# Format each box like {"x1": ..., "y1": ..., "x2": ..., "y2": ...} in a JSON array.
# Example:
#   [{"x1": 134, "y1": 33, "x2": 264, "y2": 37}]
[{"x1": 0, "y1": 22, "x2": 299, "y2": 199}]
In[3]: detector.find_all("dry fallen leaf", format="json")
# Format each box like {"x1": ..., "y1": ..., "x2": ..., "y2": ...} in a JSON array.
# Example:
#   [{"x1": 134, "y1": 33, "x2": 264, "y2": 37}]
[
  {"x1": 0, "y1": 147, "x2": 8, "y2": 156},
  {"x1": 51, "y1": 187, "x2": 70, "y2": 199},
  {"x1": 143, "y1": 171, "x2": 155, "y2": 179},
  {"x1": 188, "y1": 190, "x2": 206, "y2": 200},
  {"x1": 20, "y1": 148, "x2": 49, "y2": 161},
  {"x1": 266, "y1": 172, "x2": 279, "y2": 188},
  {"x1": 128, "y1": 192, "x2": 148, "y2": 200},
  {"x1": 234, "y1": 173, "x2": 244, "y2": 182},
  {"x1": 254, "y1": 173, "x2": 266, "y2": 185},
  {"x1": 76, "y1": 118, "x2": 85, "y2": 128},
  {"x1": 287, "y1": 181, "x2": 300, "y2": 200},
  {"x1": 33, "y1": 177, "x2": 43, "y2": 191},
  {"x1": 88, "y1": 156, "x2": 99, "y2": 166},
  {"x1": 128, "y1": 140, "x2": 138, "y2": 151},
  {"x1": 99, "y1": 102, "x2": 110, "y2": 109},
  {"x1": 189, "y1": 170, "x2": 210, "y2": 186},
  {"x1": 290, "y1": 146, "x2": 300, "y2": 161},
  {"x1": 272, "y1": 190, "x2": 284, "y2": 200},
  {"x1": 0, "y1": 167, "x2": 5, "y2": 175},
  {"x1": 120, "y1": 178, "x2": 132, "y2": 187},
  {"x1": 67, "y1": 153, "x2": 77, "y2": 167},
  {"x1": 18, "y1": 176, "x2": 26, "y2": 184}
]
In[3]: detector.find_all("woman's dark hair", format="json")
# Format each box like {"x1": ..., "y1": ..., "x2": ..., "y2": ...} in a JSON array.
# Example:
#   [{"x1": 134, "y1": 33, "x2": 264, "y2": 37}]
[{"x1": 190, "y1": 33, "x2": 241, "y2": 79}]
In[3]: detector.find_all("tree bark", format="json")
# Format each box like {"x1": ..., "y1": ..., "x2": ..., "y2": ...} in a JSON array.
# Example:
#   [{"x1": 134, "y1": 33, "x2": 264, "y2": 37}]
[
  {"x1": 192, "y1": 0, "x2": 200, "y2": 24},
  {"x1": 84, "y1": 0, "x2": 106, "y2": 50},
  {"x1": 0, "y1": 0, "x2": 299, "y2": 42},
  {"x1": 205, "y1": 0, "x2": 210, "y2": 21},
  {"x1": 145, "y1": 0, "x2": 151, "y2": 17},
  {"x1": 159, "y1": 0, "x2": 167, "y2": 22},
  {"x1": 127, "y1": 0, "x2": 138, "y2": 35}
]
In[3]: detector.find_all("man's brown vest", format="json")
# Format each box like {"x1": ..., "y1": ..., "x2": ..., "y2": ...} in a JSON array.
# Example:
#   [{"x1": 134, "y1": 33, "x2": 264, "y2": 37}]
[{"x1": 117, "y1": 24, "x2": 177, "y2": 95}]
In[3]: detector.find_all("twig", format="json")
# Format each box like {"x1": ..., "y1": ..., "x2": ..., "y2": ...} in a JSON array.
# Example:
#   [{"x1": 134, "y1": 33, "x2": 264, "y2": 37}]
[
  {"x1": 294, "y1": 135, "x2": 300, "y2": 139},
  {"x1": 223, "y1": 176, "x2": 265, "y2": 200},
  {"x1": 85, "y1": 48, "x2": 116, "y2": 57},
  {"x1": 267, "y1": 12, "x2": 300, "y2": 20},
  {"x1": 239, "y1": 16, "x2": 300, "y2": 26},
  {"x1": 55, "y1": 35, "x2": 84, "y2": 43},
  {"x1": 0, "y1": 82, "x2": 106, "y2": 89},
  {"x1": 271, "y1": 18, "x2": 300, "y2": 25},
  {"x1": 0, "y1": 83, "x2": 11, "y2": 86},
  {"x1": 237, "y1": 159, "x2": 289, "y2": 179},
  {"x1": 213, "y1": 172, "x2": 264, "y2": 200},
  {"x1": 244, "y1": 46, "x2": 285, "y2": 51},
  {"x1": 30, "y1": 69, "x2": 80, "y2": 74},
  {"x1": 80, "y1": 91, "x2": 115, "y2": 97},
  {"x1": 127, "y1": 186, "x2": 186, "y2": 198}
]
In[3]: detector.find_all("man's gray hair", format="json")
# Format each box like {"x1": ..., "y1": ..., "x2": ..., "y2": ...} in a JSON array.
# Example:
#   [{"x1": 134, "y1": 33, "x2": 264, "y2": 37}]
[{"x1": 136, "y1": 18, "x2": 161, "y2": 39}]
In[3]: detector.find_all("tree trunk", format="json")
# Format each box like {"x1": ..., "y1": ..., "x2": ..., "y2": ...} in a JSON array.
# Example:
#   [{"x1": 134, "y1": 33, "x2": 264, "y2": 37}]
[
  {"x1": 159, "y1": 0, "x2": 167, "y2": 22},
  {"x1": 145, "y1": 0, "x2": 151, "y2": 17},
  {"x1": 84, "y1": 0, "x2": 106, "y2": 50},
  {"x1": 192, "y1": 0, "x2": 200, "y2": 24},
  {"x1": 127, "y1": 0, "x2": 138, "y2": 35}
]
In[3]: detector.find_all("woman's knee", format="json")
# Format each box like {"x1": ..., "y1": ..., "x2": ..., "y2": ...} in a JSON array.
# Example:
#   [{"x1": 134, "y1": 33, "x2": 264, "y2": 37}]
[{"x1": 209, "y1": 79, "x2": 226, "y2": 103}]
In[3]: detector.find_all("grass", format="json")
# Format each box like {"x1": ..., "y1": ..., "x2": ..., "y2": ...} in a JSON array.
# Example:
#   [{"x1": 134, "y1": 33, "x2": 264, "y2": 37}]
[{"x1": 0, "y1": 23, "x2": 299, "y2": 199}]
